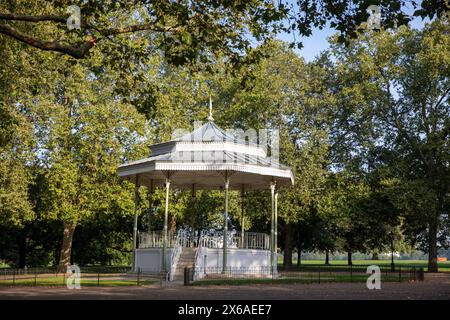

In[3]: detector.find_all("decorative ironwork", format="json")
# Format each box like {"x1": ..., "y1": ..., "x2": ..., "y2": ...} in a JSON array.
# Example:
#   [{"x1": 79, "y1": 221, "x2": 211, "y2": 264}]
[{"x1": 139, "y1": 229, "x2": 269, "y2": 250}]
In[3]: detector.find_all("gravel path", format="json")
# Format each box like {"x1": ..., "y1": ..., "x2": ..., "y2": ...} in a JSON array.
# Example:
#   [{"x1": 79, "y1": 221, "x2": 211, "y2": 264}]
[{"x1": 0, "y1": 274, "x2": 449, "y2": 300}]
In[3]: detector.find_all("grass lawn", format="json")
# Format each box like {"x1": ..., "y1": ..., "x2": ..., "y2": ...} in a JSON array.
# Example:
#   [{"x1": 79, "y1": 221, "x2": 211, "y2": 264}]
[
  {"x1": 279, "y1": 259, "x2": 450, "y2": 272},
  {"x1": 0, "y1": 275, "x2": 156, "y2": 287},
  {"x1": 193, "y1": 274, "x2": 404, "y2": 286}
]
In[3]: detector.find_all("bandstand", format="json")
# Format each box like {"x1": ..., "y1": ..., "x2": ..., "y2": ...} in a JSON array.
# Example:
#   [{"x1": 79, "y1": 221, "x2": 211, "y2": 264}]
[{"x1": 117, "y1": 101, "x2": 294, "y2": 280}]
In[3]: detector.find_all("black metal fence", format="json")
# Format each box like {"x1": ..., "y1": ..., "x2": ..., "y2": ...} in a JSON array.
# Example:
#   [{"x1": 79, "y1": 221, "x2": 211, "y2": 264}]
[
  {"x1": 0, "y1": 266, "x2": 167, "y2": 287},
  {"x1": 184, "y1": 265, "x2": 424, "y2": 286}
]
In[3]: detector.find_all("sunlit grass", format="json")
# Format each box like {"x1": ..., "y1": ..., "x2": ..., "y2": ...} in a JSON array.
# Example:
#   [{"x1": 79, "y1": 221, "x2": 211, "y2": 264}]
[
  {"x1": 193, "y1": 274, "x2": 403, "y2": 286},
  {"x1": 278, "y1": 259, "x2": 450, "y2": 272},
  {"x1": 0, "y1": 275, "x2": 156, "y2": 287}
]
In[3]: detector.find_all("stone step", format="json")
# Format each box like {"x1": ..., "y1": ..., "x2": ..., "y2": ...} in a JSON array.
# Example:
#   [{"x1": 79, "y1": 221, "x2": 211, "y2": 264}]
[{"x1": 171, "y1": 248, "x2": 197, "y2": 281}]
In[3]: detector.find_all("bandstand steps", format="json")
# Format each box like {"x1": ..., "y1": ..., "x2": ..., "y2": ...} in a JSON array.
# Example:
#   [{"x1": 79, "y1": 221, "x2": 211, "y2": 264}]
[{"x1": 173, "y1": 248, "x2": 197, "y2": 281}]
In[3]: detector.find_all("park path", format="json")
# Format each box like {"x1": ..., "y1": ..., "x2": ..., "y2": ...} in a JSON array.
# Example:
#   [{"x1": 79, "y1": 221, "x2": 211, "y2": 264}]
[{"x1": 0, "y1": 273, "x2": 449, "y2": 300}]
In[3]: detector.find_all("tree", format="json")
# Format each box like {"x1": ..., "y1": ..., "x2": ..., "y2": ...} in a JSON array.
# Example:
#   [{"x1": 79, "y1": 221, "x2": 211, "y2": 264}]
[
  {"x1": 328, "y1": 21, "x2": 450, "y2": 271},
  {"x1": 22, "y1": 62, "x2": 150, "y2": 270},
  {"x1": 0, "y1": 95, "x2": 34, "y2": 228},
  {"x1": 0, "y1": 116, "x2": 34, "y2": 228},
  {"x1": 0, "y1": 1, "x2": 445, "y2": 61}
]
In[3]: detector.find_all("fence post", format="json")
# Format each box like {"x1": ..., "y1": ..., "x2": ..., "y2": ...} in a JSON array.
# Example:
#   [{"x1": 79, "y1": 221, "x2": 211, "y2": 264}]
[
  {"x1": 13, "y1": 270, "x2": 15, "y2": 286},
  {"x1": 398, "y1": 265, "x2": 401, "y2": 282},
  {"x1": 63, "y1": 272, "x2": 65, "y2": 286},
  {"x1": 34, "y1": 269, "x2": 37, "y2": 286},
  {"x1": 98, "y1": 273, "x2": 100, "y2": 286},
  {"x1": 137, "y1": 268, "x2": 141, "y2": 286}
]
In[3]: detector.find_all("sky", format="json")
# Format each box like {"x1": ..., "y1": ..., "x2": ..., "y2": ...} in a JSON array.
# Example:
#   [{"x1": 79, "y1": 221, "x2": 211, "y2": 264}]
[{"x1": 276, "y1": 5, "x2": 432, "y2": 62}]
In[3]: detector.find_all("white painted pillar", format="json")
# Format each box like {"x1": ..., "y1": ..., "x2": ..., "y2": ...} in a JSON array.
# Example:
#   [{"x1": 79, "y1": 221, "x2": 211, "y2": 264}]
[
  {"x1": 241, "y1": 184, "x2": 245, "y2": 248},
  {"x1": 223, "y1": 172, "x2": 230, "y2": 273},
  {"x1": 275, "y1": 191, "x2": 278, "y2": 271},
  {"x1": 132, "y1": 174, "x2": 140, "y2": 271},
  {"x1": 162, "y1": 176, "x2": 170, "y2": 273},
  {"x1": 270, "y1": 181, "x2": 276, "y2": 273}
]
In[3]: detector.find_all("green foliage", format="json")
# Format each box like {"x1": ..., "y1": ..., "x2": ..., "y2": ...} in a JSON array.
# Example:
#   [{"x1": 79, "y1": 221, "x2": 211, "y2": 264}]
[
  {"x1": 0, "y1": 101, "x2": 34, "y2": 228},
  {"x1": 0, "y1": 14, "x2": 448, "y2": 270},
  {"x1": 1, "y1": 1, "x2": 445, "y2": 62},
  {"x1": 326, "y1": 21, "x2": 449, "y2": 268}
]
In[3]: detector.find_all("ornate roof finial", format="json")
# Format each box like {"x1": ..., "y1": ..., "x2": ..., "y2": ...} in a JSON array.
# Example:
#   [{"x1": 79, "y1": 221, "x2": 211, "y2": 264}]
[{"x1": 208, "y1": 95, "x2": 214, "y2": 122}]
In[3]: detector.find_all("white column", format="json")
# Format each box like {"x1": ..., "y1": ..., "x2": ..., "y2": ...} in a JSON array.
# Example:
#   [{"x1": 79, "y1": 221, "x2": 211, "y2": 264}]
[
  {"x1": 222, "y1": 172, "x2": 230, "y2": 273},
  {"x1": 162, "y1": 177, "x2": 170, "y2": 273},
  {"x1": 240, "y1": 184, "x2": 245, "y2": 248},
  {"x1": 132, "y1": 174, "x2": 140, "y2": 271},
  {"x1": 270, "y1": 181, "x2": 276, "y2": 273},
  {"x1": 275, "y1": 191, "x2": 278, "y2": 272}
]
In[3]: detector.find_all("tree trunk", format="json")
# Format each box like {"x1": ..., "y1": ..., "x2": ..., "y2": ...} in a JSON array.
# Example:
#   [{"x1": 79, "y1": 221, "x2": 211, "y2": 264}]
[
  {"x1": 325, "y1": 250, "x2": 330, "y2": 265},
  {"x1": 428, "y1": 210, "x2": 439, "y2": 272},
  {"x1": 283, "y1": 223, "x2": 293, "y2": 268},
  {"x1": 57, "y1": 222, "x2": 76, "y2": 272},
  {"x1": 372, "y1": 252, "x2": 379, "y2": 260},
  {"x1": 391, "y1": 251, "x2": 395, "y2": 271},
  {"x1": 347, "y1": 251, "x2": 352, "y2": 266}
]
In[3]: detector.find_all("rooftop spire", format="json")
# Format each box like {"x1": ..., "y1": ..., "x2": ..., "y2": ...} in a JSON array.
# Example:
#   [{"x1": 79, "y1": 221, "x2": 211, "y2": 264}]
[{"x1": 208, "y1": 95, "x2": 214, "y2": 122}]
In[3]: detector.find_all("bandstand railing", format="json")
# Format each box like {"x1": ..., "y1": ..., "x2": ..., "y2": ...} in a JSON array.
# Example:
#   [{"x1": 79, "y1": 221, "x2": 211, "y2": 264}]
[
  {"x1": 138, "y1": 230, "x2": 201, "y2": 249},
  {"x1": 169, "y1": 230, "x2": 183, "y2": 281},
  {"x1": 138, "y1": 231, "x2": 177, "y2": 248},
  {"x1": 139, "y1": 230, "x2": 269, "y2": 250},
  {"x1": 199, "y1": 231, "x2": 269, "y2": 250},
  {"x1": 193, "y1": 230, "x2": 206, "y2": 281}
]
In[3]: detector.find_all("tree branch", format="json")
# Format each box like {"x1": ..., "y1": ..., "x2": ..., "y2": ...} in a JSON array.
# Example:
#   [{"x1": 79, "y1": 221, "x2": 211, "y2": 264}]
[
  {"x1": 0, "y1": 24, "x2": 94, "y2": 59},
  {"x1": 433, "y1": 87, "x2": 450, "y2": 110},
  {"x1": 0, "y1": 11, "x2": 181, "y2": 58},
  {"x1": 0, "y1": 13, "x2": 66, "y2": 23},
  {"x1": 101, "y1": 22, "x2": 182, "y2": 37}
]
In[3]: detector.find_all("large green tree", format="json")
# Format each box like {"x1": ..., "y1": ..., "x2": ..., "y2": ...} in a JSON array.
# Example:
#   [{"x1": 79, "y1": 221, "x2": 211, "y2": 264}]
[
  {"x1": 328, "y1": 21, "x2": 449, "y2": 271},
  {"x1": 2, "y1": 0, "x2": 443, "y2": 61}
]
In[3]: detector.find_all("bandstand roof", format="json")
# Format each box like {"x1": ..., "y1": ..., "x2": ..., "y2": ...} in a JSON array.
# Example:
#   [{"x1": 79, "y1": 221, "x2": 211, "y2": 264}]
[{"x1": 117, "y1": 119, "x2": 294, "y2": 191}]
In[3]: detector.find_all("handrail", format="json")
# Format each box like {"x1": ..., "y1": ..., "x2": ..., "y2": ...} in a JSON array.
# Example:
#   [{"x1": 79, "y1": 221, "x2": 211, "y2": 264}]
[
  {"x1": 193, "y1": 230, "x2": 206, "y2": 281},
  {"x1": 169, "y1": 229, "x2": 182, "y2": 281}
]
